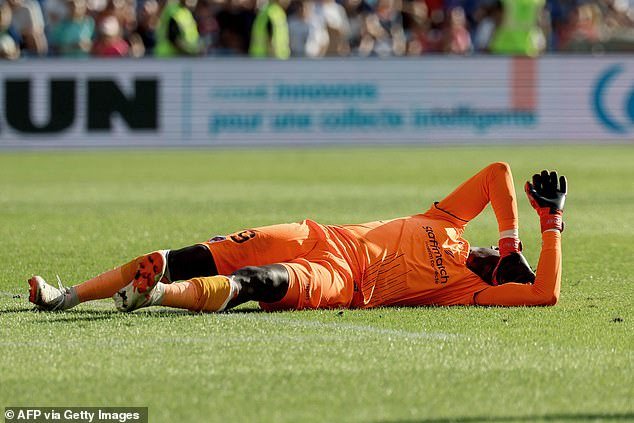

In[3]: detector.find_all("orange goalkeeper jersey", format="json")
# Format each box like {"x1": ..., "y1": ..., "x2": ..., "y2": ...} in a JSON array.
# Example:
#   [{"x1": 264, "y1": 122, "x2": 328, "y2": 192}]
[
  {"x1": 337, "y1": 207, "x2": 488, "y2": 308},
  {"x1": 336, "y1": 161, "x2": 561, "y2": 308}
]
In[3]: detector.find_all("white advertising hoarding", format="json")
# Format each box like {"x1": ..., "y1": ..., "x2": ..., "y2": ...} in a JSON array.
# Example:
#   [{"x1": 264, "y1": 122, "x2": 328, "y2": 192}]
[{"x1": 0, "y1": 57, "x2": 632, "y2": 148}]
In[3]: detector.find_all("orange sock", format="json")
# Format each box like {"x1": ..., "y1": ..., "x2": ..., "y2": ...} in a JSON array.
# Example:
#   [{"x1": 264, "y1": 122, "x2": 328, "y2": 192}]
[
  {"x1": 161, "y1": 276, "x2": 234, "y2": 312},
  {"x1": 73, "y1": 256, "x2": 146, "y2": 302}
]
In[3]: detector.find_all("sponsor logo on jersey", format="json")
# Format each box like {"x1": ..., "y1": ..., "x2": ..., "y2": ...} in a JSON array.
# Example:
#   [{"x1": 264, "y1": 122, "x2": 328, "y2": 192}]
[{"x1": 423, "y1": 226, "x2": 449, "y2": 284}]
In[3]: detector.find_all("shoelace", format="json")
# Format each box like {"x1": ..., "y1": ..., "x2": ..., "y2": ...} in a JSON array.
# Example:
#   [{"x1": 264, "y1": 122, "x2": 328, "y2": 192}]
[
  {"x1": 51, "y1": 275, "x2": 69, "y2": 310},
  {"x1": 55, "y1": 274, "x2": 68, "y2": 293}
]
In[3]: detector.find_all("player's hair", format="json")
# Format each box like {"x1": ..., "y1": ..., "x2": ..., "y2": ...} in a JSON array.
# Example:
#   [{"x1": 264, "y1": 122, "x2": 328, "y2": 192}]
[{"x1": 466, "y1": 247, "x2": 499, "y2": 284}]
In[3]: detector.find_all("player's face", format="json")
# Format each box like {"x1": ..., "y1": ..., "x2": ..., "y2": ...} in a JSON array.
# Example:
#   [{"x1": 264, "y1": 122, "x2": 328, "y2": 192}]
[{"x1": 466, "y1": 247, "x2": 500, "y2": 285}]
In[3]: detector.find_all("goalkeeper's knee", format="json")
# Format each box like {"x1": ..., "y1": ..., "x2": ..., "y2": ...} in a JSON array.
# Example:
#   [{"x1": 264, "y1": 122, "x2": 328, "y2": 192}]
[
  {"x1": 166, "y1": 244, "x2": 218, "y2": 282},
  {"x1": 231, "y1": 265, "x2": 289, "y2": 303}
]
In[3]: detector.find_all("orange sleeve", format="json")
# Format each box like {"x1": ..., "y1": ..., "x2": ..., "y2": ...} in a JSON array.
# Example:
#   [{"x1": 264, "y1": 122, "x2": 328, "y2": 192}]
[
  {"x1": 427, "y1": 162, "x2": 518, "y2": 232},
  {"x1": 474, "y1": 231, "x2": 562, "y2": 306}
]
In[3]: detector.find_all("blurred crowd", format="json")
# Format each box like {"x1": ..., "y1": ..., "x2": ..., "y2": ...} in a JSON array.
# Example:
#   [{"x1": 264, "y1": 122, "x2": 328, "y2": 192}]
[{"x1": 1, "y1": 0, "x2": 633, "y2": 59}]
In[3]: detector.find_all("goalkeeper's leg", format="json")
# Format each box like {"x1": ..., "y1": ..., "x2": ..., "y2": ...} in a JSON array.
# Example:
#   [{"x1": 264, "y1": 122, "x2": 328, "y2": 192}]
[
  {"x1": 128, "y1": 265, "x2": 289, "y2": 313},
  {"x1": 29, "y1": 244, "x2": 218, "y2": 311},
  {"x1": 31, "y1": 221, "x2": 316, "y2": 311},
  {"x1": 132, "y1": 257, "x2": 354, "y2": 313},
  {"x1": 121, "y1": 221, "x2": 356, "y2": 312}
]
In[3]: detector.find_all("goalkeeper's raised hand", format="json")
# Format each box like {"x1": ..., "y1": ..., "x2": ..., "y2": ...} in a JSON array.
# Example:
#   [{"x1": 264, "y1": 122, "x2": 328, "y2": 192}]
[{"x1": 525, "y1": 170, "x2": 567, "y2": 232}]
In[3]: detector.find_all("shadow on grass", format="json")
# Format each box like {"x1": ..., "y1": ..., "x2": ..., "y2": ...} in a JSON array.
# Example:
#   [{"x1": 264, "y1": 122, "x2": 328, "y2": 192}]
[
  {"x1": 136, "y1": 305, "x2": 263, "y2": 315},
  {"x1": 225, "y1": 306, "x2": 264, "y2": 314},
  {"x1": 381, "y1": 412, "x2": 634, "y2": 422},
  {"x1": 21, "y1": 309, "x2": 120, "y2": 323},
  {"x1": 1, "y1": 304, "x2": 266, "y2": 322},
  {"x1": 0, "y1": 307, "x2": 36, "y2": 314},
  {"x1": 0, "y1": 306, "x2": 122, "y2": 323},
  {"x1": 34, "y1": 308, "x2": 266, "y2": 323}
]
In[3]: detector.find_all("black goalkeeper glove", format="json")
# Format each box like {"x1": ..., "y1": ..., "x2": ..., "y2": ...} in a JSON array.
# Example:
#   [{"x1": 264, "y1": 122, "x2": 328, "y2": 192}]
[
  {"x1": 494, "y1": 251, "x2": 536, "y2": 285},
  {"x1": 524, "y1": 170, "x2": 567, "y2": 232}
]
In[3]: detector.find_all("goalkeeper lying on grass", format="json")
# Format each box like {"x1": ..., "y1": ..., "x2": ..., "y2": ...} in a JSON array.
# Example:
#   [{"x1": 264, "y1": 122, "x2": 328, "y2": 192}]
[{"x1": 29, "y1": 163, "x2": 567, "y2": 312}]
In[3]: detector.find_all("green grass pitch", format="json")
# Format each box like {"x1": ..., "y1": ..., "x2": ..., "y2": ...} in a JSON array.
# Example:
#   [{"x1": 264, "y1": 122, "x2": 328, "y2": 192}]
[{"x1": 0, "y1": 146, "x2": 632, "y2": 423}]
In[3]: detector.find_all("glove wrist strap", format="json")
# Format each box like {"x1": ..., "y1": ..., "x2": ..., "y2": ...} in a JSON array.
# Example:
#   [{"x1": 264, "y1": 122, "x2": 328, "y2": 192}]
[
  {"x1": 538, "y1": 209, "x2": 564, "y2": 232},
  {"x1": 498, "y1": 237, "x2": 522, "y2": 258}
]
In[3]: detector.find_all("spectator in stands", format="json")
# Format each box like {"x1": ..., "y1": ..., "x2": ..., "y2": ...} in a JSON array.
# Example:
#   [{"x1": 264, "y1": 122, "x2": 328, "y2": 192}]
[
  {"x1": 601, "y1": 0, "x2": 634, "y2": 52},
  {"x1": 472, "y1": 0, "x2": 502, "y2": 52},
  {"x1": 358, "y1": 0, "x2": 406, "y2": 56},
  {"x1": 424, "y1": 0, "x2": 447, "y2": 42},
  {"x1": 314, "y1": 0, "x2": 350, "y2": 56},
  {"x1": 403, "y1": 0, "x2": 428, "y2": 55},
  {"x1": 215, "y1": 0, "x2": 255, "y2": 55},
  {"x1": 135, "y1": 0, "x2": 159, "y2": 53},
  {"x1": 44, "y1": 0, "x2": 69, "y2": 27},
  {"x1": 287, "y1": 0, "x2": 312, "y2": 56},
  {"x1": 49, "y1": 0, "x2": 94, "y2": 56},
  {"x1": 548, "y1": 0, "x2": 633, "y2": 52},
  {"x1": 546, "y1": 0, "x2": 573, "y2": 50},
  {"x1": 105, "y1": 0, "x2": 146, "y2": 58},
  {"x1": 558, "y1": 2, "x2": 602, "y2": 51},
  {"x1": 407, "y1": 0, "x2": 444, "y2": 53},
  {"x1": 603, "y1": 0, "x2": 634, "y2": 27},
  {"x1": 444, "y1": 6, "x2": 472, "y2": 54},
  {"x1": 95, "y1": 0, "x2": 136, "y2": 38},
  {"x1": 1, "y1": 0, "x2": 633, "y2": 58},
  {"x1": 0, "y1": 1, "x2": 20, "y2": 58},
  {"x1": 490, "y1": 0, "x2": 546, "y2": 56},
  {"x1": 91, "y1": 13, "x2": 128, "y2": 55},
  {"x1": 155, "y1": 0, "x2": 200, "y2": 56},
  {"x1": 85, "y1": 0, "x2": 108, "y2": 17},
  {"x1": 290, "y1": 0, "x2": 349, "y2": 58},
  {"x1": 194, "y1": 0, "x2": 217, "y2": 54},
  {"x1": 342, "y1": 0, "x2": 367, "y2": 52},
  {"x1": 6, "y1": 0, "x2": 47, "y2": 55},
  {"x1": 249, "y1": 0, "x2": 290, "y2": 59}
]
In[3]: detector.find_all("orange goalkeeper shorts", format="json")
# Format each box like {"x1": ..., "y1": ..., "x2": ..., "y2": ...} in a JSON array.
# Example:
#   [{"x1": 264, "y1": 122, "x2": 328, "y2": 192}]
[{"x1": 202, "y1": 219, "x2": 362, "y2": 311}]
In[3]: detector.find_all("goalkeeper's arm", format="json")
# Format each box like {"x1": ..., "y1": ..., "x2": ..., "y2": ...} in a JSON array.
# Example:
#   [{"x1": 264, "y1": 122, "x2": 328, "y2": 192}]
[{"x1": 474, "y1": 170, "x2": 567, "y2": 306}]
